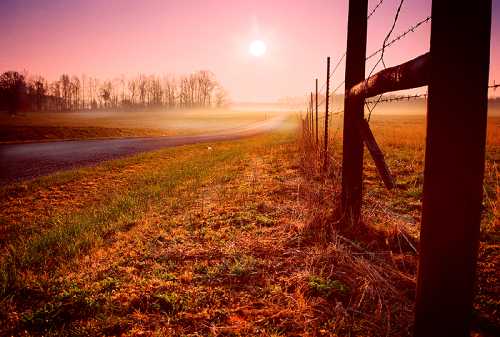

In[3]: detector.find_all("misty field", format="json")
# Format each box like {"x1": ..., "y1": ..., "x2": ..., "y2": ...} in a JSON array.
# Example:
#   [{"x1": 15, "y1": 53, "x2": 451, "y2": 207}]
[
  {"x1": 0, "y1": 115, "x2": 498, "y2": 336},
  {"x1": 0, "y1": 107, "x2": 278, "y2": 143}
]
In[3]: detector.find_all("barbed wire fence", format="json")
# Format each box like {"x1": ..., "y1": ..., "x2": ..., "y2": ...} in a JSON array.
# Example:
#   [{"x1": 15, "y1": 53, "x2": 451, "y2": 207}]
[
  {"x1": 302, "y1": 0, "x2": 432, "y2": 162},
  {"x1": 302, "y1": 0, "x2": 497, "y2": 162},
  {"x1": 300, "y1": 1, "x2": 493, "y2": 335}
]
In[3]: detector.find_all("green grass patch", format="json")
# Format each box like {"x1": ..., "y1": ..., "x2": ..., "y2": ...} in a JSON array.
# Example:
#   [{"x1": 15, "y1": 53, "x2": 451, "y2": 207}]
[
  {"x1": 0, "y1": 132, "x2": 293, "y2": 299},
  {"x1": 308, "y1": 275, "x2": 349, "y2": 298},
  {"x1": 1, "y1": 143, "x2": 247, "y2": 296}
]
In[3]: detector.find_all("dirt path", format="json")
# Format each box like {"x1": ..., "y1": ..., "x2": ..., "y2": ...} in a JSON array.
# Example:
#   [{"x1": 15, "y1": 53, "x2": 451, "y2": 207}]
[{"x1": 0, "y1": 115, "x2": 286, "y2": 183}]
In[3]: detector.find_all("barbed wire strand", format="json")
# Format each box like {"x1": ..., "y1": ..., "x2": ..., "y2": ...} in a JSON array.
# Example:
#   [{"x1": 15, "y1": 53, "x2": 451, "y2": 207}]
[
  {"x1": 367, "y1": 0, "x2": 385, "y2": 20},
  {"x1": 363, "y1": 0, "x2": 405, "y2": 121},
  {"x1": 306, "y1": 1, "x2": 447, "y2": 133},
  {"x1": 368, "y1": 0, "x2": 405, "y2": 78},
  {"x1": 366, "y1": 16, "x2": 431, "y2": 61},
  {"x1": 315, "y1": 0, "x2": 385, "y2": 97},
  {"x1": 330, "y1": 53, "x2": 346, "y2": 79},
  {"x1": 366, "y1": 93, "x2": 427, "y2": 105}
]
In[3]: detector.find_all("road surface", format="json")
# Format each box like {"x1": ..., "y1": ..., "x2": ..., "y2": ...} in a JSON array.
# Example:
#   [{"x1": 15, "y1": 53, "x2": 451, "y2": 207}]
[{"x1": 0, "y1": 116, "x2": 286, "y2": 183}]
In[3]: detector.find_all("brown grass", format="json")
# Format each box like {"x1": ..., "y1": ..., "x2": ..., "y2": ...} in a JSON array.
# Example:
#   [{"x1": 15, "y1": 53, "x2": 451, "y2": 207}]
[
  {"x1": 298, "y1": 114, "x2": 499, "y2": 336},
  {"x1": 0, "y1": 115, "x2": 497, "y2": 336},
  {"x1": 0, "y1": 125, "x2": 171, "y2": 143}
]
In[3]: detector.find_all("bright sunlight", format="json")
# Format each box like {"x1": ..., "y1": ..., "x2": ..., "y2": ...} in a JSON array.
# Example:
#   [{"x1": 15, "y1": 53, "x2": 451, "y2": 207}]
[{"x1": 249, "y1": 40, "x2": 267, "y2": 57}]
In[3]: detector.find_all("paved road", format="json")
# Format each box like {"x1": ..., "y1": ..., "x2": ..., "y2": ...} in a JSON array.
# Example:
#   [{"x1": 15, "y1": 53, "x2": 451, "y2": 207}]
[{"x1": 0, "y1": 116, "x2": 286, "y2": 183}]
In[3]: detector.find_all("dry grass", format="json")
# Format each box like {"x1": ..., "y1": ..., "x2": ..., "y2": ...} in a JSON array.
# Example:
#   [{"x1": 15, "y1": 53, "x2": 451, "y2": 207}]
[
  {"x1": 0, "y1": 125, "x2": 171, "y2": 143},
  {"x1": 299, "y1": 114, "x2": 499, "y2": 336},
  {"x1": 0, "y1": 115, "x2": 497, "y2": 336}
]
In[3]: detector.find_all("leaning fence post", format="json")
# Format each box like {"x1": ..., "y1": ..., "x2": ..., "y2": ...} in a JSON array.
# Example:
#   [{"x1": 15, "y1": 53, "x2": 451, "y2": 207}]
[
  {"x1": 414, "y1": 1, "x2": 492, "y2": 336},
  {"x1": 341, "y1": 0, "x2": 368, "y2": 225},
  {"x1": 324, "y1": 57, "x2": 331, "y2": 169}
]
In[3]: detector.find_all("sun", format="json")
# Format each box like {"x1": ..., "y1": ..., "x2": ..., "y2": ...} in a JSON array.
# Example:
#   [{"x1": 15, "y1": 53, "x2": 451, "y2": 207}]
[{"x1": 249, "y1": 40, "x2": 267, "y2": 57}]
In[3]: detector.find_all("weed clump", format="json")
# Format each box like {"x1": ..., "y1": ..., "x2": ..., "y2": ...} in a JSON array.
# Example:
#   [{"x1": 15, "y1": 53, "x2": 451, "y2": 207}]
[{"x1": 308, "y1": 275, "x2": 349, "y2": 298}]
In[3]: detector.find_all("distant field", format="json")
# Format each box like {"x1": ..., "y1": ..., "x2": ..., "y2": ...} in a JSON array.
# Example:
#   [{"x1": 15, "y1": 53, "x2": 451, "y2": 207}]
[
  {"x1": 325, "y1": 114, "x2": 500, "y2": 156},
  {"x1": 0, "y1": 125, "x2": 172, "y2": 143},
  {"x1": 370, "y1": 114, "x2": 500, "y2": 151},
  {"x1": 1, "y1": 101, "x2": 498, "y2": 143},
  {"x1": 0, "y1": 108, "x2": 280, "y2": 143}
]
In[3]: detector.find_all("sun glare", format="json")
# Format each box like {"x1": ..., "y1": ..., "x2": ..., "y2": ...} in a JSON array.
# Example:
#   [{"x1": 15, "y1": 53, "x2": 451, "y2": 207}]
[{"x1": 249, "y1": 40, "x2": 267, "y2": 57}]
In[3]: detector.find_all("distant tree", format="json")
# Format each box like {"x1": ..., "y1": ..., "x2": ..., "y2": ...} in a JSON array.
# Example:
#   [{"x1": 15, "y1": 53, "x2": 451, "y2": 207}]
[
  {"x1": 30, "y1": 76, "x2": 47, "y2": 111},
  {"x1": 149, "y1": 76, "x2": 163, "y2": 106},
  {"x1": 138, "y1": 75, "x2": 147, "y2": 106},
  {"x1": 81, "y1": 74, "x2": 87, "y2": 110},
  {"x1": 179, "y1": 76, "x2": 189, "y2": 108},
  {"x1": 189, "y1": 74, "x2": 197, "y2": 107},
  {"x1": 197, "y1": 70, "x2": 216, "y2": 107},
  {"x1": 0, "y1": 71, "x2": 27, "y2": 115},
  {"x1": 214, "y1": 85, "x2": 228, "y2": 108},
  {"x1": 59, "y1": 74, "x2": 71, "y2": 110},
  {"x1": 128, "y1": 79, "x2": 138, "y2": 106},
  {"x1": 1, "y1": 70, "x2": 228, "y2": 113},
  {"x1": 119, "y1": 75, "x2": 126, "y2": 106},
  {"x1": 71, "y1": 76, "x2": 81, "y2": 110},
  {"x1": 163, "y1": 76, "x2": 177, "y2": 108},
  {"x1": 100, "y1": 81, "x2": 112, "y2": 108}
]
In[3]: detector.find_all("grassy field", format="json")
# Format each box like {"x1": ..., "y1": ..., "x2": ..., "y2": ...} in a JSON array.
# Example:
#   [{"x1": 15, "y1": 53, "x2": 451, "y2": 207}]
[
  {"x1": 0, "y1": 115, "x2": 498, "y2": 336},
  {"x1": 302, "y1": 114, "x2": 499, "y2": 335},
  {"x1": 0, "y1": 108, "x2": 277, "y2": 143}
]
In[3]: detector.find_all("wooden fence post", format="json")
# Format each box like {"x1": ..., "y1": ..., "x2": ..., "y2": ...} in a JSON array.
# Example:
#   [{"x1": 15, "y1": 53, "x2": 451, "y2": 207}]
[
  {"x1": 324, "y1": 57, "x2": 331, "y2": 169},
  {"x1": 305, "y1": 108, "x2": 309, "y2": 134},
  {"x1": 309, "y1": 91, "x2": 314, "y2": 137},
  {"x1": 307, "y1": 98, "x2": 310, "y2": 136},
  {"x1": 341, "y1": 0, "x2": 368, "y2": 225},
  {"x1": 414, "y1": 1, "x2": 492, "y2": 336},
  {"x1": 315, "y1": 78, "x2": 319, "y2": 145},
  {"x1": 358, "y1": 119, "x2": 395, "y2": 190}
]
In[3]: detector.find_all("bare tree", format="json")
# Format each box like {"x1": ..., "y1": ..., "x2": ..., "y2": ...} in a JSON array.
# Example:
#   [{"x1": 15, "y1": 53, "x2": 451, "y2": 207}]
[
  {"x1": 0, "y1": 71, "x2": 27, "y2": 115},
  {"x1": 100, "y1": 81, "x2": 112, "y2": 109},
  {"x1": 214, "y1": 85, "x2": 228, "y2": 108},
  {"x1": 32, "y1": 76, "x2": 47, "y2": 111},
  {"x1": 71, "y1": 76, "x2": 81, "y2": 110},
  {"x1": 0, "y1": 70, "x2": 228, "y2": 113},
  {"x1": 163, "y1": 75, "x2": 177, "y2": 108}
]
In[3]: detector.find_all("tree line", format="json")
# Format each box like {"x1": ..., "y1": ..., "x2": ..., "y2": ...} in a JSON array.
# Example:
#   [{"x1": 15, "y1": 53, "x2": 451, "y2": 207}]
[{"x1": 0, "y1": 70, "x2": 228, "y2": 115}]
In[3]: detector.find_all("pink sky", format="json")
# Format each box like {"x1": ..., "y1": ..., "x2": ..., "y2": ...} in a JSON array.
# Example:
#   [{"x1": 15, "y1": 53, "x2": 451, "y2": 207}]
[{"x1": 1, "y1": 0, "x2": 499, "y2": 102}]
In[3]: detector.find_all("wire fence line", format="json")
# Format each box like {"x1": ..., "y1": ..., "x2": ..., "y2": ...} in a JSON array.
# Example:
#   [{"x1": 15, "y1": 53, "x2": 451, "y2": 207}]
[
  {"x1": 361, "y1": 0, "x2": 406, "y2": 119},
  {"x1": 309, "y1": 82, "x2": 495, "y2": 121},
  {"x1": 367, "y1": 0, "x2": 406, "y2": 77},
  {"x1": 303, "y1": 0, "x2": 496, "y2": 155},
  {"x1": 313, "y1": 2, "x2": 493, "y2": 334},
  {"x1": 315, "y1": 0, "x2": 388, "y2": 97},
  {"x1": 366, "y1": 93, "x2": 427, "y2": 104},
  {"x1": 366, "y1": 16, "x2": 432, "y2": 61},
  {"x1": 367, "y1": 0, "x2": 385, "y2": 20},
  {"x1": 317, "y1": 52, "x2": 346, "y2": 95},
  {"x1": 317, "y1": 2, "x2": 428, "y2": 118}
]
